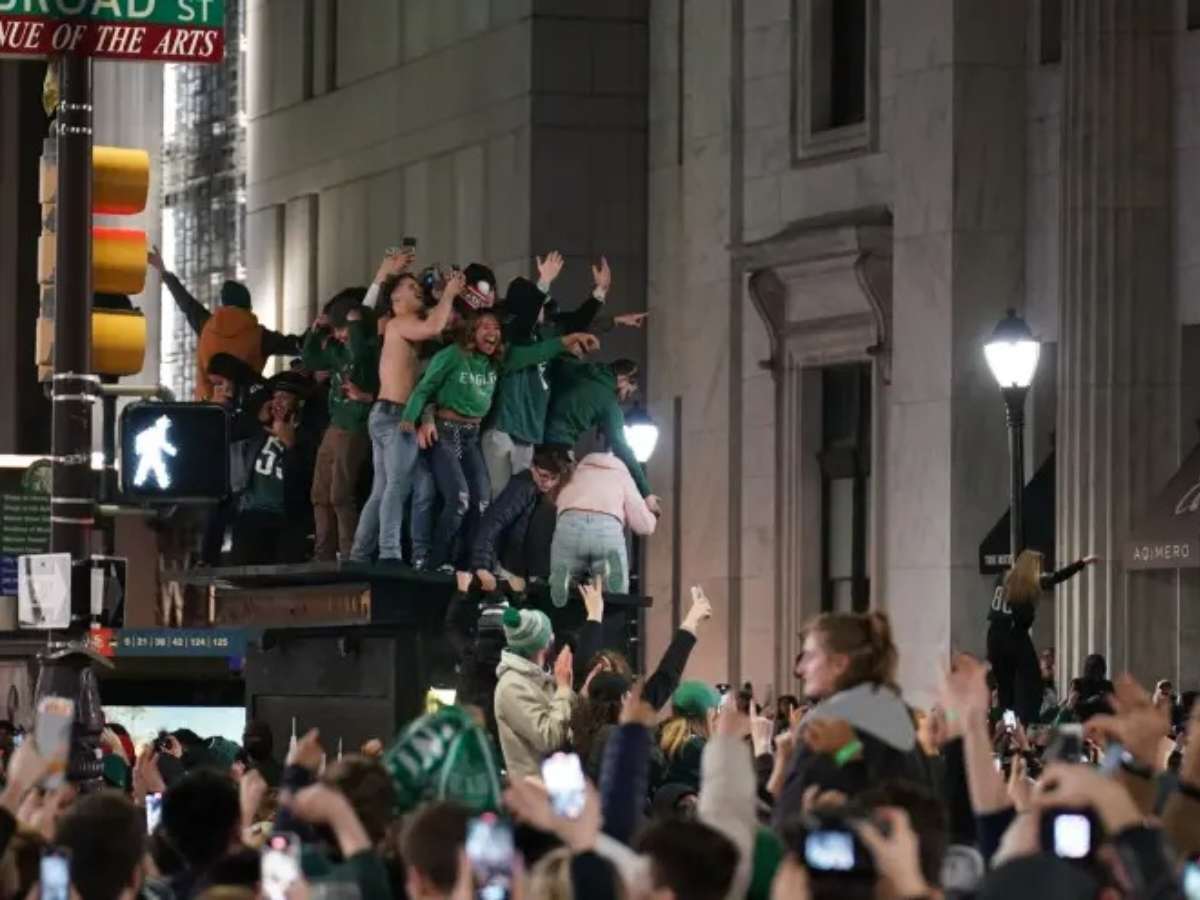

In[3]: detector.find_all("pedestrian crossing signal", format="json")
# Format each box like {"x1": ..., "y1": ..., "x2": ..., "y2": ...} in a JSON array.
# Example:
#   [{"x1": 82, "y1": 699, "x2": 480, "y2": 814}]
[{"x1": 119, "y1": 403, "x2": 229, "y2": 502}]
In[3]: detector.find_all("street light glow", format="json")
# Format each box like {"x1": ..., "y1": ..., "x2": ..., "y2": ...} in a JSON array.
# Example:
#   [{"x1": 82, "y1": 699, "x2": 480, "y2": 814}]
[
  {"x1": 985, "y1": 309, "x2": 1040, "y2": 389},
  {"x1": 623, "y1": 406, "x2": 659, "y2": 463}
]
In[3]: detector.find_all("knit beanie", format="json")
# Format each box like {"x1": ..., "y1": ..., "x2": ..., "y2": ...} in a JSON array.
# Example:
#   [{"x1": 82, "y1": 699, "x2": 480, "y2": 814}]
[
  {"x1": 501, "y1": 607, "x2": 552, "y2": 657},
  {"x1": 671, "y1": 681, "x2": 721, "y2": 718},
  {"x1": 220, "y1": 280, "x2": 252, "y2": 309}
]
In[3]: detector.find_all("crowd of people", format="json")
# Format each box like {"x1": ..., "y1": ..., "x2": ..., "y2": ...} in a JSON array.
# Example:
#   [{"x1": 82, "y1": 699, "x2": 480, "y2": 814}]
[
  {"x1": 0, "y1": 565, "x2": 1194, "y2": 898},
  {"x1": 7, "y1": 250, "x2": 1160, "y2": 898},
  {"x1": 150, "y1": 245, "x2": 657, "y2": 595}
]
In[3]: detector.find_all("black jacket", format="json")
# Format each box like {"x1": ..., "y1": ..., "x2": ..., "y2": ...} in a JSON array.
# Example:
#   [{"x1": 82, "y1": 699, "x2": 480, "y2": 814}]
[
  {"x1": 470, "y1": 471, "x2": 541, "y2": 572},
  {"x1": 230, "y1": 412, "x2": 318, "y2": 519}
]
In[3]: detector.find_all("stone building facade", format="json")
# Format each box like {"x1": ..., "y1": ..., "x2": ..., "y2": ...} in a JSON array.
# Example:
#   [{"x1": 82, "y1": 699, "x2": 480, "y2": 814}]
[{"x1": 244, "y1": 0, "x2": 1200, "y2": 703}]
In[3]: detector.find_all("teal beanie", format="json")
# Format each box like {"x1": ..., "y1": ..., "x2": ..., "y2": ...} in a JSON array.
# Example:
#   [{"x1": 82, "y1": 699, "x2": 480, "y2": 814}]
[{"x1": 502, "y1": 607, "x2": 553, "y2": 657}]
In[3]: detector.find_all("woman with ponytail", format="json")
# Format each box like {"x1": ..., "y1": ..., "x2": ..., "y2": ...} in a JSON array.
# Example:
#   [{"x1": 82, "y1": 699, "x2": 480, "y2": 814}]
[{"x1": 771, "y1": 610, "x2": 932, "y2": 827}]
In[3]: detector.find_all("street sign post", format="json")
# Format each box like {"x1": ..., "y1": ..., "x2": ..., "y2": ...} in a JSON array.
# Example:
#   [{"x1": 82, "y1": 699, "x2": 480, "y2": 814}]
[{"x1": 0, "y1": 0, "x2": 224, "y2": 63}]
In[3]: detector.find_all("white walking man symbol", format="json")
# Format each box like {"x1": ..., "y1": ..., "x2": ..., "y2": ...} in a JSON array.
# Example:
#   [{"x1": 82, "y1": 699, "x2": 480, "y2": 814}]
[{"x1": 132, "y1": 414, "x2": 178, "y2": 489}]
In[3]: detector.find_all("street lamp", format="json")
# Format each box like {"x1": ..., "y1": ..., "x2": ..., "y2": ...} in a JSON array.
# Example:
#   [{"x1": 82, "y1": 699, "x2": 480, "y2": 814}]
[
  {"x1": 623, "y1": 405, "x2": 659, "y2": 464},
  {"x1": 985, "y1": 309, "x2": 1040, "y2": 563}
]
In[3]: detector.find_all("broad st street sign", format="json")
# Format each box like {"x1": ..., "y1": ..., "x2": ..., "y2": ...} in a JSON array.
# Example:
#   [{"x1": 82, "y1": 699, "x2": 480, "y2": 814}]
[{"x1": 0, "y1": 0, "x2": 224, "y2": 63}]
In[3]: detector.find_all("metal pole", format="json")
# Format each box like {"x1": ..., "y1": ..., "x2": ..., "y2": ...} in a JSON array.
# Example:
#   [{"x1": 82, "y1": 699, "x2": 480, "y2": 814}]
[
  {"x1": 51, "y1": 53, "x2": 96, "y2": 633},
  {"x1": 1004, "y1": 387, "x2": 1028, "y2": 562}
]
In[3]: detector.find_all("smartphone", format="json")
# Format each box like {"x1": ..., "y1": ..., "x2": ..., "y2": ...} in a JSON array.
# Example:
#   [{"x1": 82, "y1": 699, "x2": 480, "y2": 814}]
[
  {"x1": 261, "y1": 832, "x2": 302, "y2": 900},
  {"x1": 35, "y1": 696, "x2": 75, "y2": 790},
  {"x1": 1098, "y1": 741, "x2": 1126, "y2": 776},
  {"x1": 466, "y1": 813, "x2": 514, "y2": 900},
  {"x1": 804, "y1": 828, "x2": 859, "y2": 873},
  {"x1": 1040, "y1": 808, "x2": 1097, "y2": 861},
  {"x1": 1002, "y1": 710, "x2": 1017, "y2": 730},
  {"x1": 145, "y1": 792, "x2": 163, "y2": 833},
  {"x1": 40, "y1": 849, "x2": 70, "y2": 900},
  {"x1": 402, "y1": 236, "x2": 417, "y2": 249},
  {"x1": 1183, "y1": 861, "x2": 1200, "y2": 900},
  {"x1": 1047, "y1": 724, "x2": 1087, "y2": 764},
  {"x1": 541, "y1": 752, "x2": 586, "y2": 820}
]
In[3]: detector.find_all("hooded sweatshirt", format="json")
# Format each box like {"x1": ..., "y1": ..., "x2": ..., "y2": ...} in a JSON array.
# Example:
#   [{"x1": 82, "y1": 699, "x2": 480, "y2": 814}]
[
  {"x1": 544, "y1": 362, "x2": 651, "y2": 496},
  {"x1": 555, "y1": 452, "x2": 657, "y2": 535},
  {"x1": 771, "y1": 682, "x2": 932, "y2": 828},
  {"x1": 301, "y1": 319, "x2": 380, "y2": 432},
  {"x1": 493, "y1": 648, "x2": 575, "y2": 781},
  {"x1": 487, "y1": 280, "x2": 603, "y2": 443}
]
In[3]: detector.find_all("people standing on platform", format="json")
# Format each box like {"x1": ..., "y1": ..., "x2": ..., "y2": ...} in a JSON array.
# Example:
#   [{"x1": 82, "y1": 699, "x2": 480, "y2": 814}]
[
  {"x1": 350, "y1": 256, "x2": 464, "y2": 565},
  {"x1": 227, "y1": 371, "x2": 318, "y2": 566},
  {"x1": 986, "y1": 549, "x2": 1098, "y2": 725},
  {"x1": 493, "y1": 606, "x2": 575, "y2": 781},
  {"x1": 302, "y1": 290, "x2": 381, "y2": 561},
  {"x1": 400, "y1": 312, "x2": 598, "y2": 572},
  {"x1": 548, "y1": 450, "x2": 657, "y2": 607},
  {"x1": 149, "y1": 245, "x2": 304, "y2": 401},
  {"x1": 469, "y1": 444, "x2": 572, "y2": 591}
]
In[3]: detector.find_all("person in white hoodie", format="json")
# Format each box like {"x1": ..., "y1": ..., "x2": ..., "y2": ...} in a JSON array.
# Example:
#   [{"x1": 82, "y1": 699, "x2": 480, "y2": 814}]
[
  {"x1": 549, "y1": 450, "x2": 657, "y2": 607},
  {"x1": 493, "y1": 607, "x2": 575, "y2": 780}
]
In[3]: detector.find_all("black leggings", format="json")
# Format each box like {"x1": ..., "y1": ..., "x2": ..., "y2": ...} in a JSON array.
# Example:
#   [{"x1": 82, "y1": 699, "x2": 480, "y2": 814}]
[{"x1": 986, "y1": 621, "x2": 1042, "y2": 725}]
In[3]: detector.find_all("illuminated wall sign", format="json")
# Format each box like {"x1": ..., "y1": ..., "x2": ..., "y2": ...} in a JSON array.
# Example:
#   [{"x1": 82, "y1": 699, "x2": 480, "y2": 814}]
[{"x1": 119, "y1": 402, "x2": 228, "y2": 502}]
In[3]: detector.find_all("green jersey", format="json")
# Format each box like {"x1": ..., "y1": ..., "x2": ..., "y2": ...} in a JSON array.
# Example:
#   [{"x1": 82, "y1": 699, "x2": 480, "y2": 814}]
[
  {"x1": 241, "y1": 437, "x2": 286, "y2": 514},
  {"x1": 401, "y1": 337, "x2": 568, "y2": 423}
]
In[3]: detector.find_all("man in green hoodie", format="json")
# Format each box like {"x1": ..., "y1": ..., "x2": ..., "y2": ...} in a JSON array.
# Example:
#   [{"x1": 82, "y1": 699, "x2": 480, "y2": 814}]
[
  {"x1": 544, "y1": 357, "x2": 659, "y2": 511},
  {"x1": 302, "y1": 293, "x2": 381, "y2": 561}
]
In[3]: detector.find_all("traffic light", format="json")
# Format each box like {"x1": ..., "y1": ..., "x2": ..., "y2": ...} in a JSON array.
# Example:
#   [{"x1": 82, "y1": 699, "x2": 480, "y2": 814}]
[{"x1": 36, "y1": 142, "x2": 150, "y2": 380}]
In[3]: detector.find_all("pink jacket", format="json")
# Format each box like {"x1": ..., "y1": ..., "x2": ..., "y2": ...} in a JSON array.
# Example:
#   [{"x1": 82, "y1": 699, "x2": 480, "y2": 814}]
[{"x1": 556, "y1": 452, "x2": 657, "y2": 536}]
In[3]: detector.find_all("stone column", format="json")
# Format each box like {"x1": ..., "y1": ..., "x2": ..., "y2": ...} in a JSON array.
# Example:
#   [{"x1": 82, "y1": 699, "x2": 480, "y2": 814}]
[{"x1": 1056, "y1": 0, "x2": 1177, "y2": 684}]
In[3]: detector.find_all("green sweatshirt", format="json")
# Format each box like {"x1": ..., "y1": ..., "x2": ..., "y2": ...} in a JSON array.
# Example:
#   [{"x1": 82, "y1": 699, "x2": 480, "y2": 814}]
[
  {"x1": 401, "y1": 337, "x2": 568, "y2": 424},
  {"x1": 544, "y1": 362, "x2": 651, "y2": 496},
  {"x1": 301, "y1": 320, "x2": 380, "y2": 433}
]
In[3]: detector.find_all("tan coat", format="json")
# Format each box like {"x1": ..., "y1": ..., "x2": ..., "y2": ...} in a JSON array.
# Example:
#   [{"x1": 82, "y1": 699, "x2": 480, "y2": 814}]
[{"x1": 494, "y1": 649, "x2": 575, "y2": 781}]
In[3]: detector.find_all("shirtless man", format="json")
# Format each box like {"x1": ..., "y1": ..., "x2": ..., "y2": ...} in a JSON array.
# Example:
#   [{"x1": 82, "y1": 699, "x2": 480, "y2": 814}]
[{"x1": 349, "y1": 255, "x2": 465, "y2": 563}]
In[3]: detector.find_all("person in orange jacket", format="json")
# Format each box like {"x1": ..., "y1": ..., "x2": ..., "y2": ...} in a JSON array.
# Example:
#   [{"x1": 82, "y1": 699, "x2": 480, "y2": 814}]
[{"x1": 149, "y1": 246, "x2": 303, "y2": 400}]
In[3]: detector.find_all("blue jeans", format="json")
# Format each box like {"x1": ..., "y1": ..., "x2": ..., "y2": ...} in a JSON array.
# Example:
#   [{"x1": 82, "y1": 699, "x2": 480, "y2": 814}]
[
  {"x1": 549, "y1": 510, "x2": 628, "y2": 607},
  {"x1": 351, "y1": 403, "x2": 431, "y2": 561},
  {"x1": 429, "y1": 419, "x2": 492, "y2": 568}
]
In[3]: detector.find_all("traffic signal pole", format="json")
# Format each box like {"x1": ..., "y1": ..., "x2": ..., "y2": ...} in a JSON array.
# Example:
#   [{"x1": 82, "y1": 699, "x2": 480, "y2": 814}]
[
  {"x1": 43, "y1": 52, "x2": 107, "y2": 792},
  {"x1": 51, "y1": 52, "x2": 97, "y2": 630}
]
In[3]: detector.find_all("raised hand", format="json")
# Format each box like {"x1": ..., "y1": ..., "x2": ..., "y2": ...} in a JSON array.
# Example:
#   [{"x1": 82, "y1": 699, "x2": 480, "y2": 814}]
[
  {"x1": 537, "y1": 251, "x2": 565, "y2": 285},
  {"x1": 287, "y1": 727, "x2": 324, "y2": 773},
  {"x1": 682, "y1": 585, "x2": 713, "y2": 635},
  {"x1": 1085, "y1": 673, "x2": 1170, "y2": 770},
  {"x1": 442, "y1": 269, "x2": 466, "y2": 299},
  {"x1": 619, "y1": 680, "x2": 656, "y2": 728},
  {"x1": 554, "y1": 645, "x2": 574, "y2": 690},
  {"x1": 592, "y1": 256, "x2": 613, "y2": 295},
  {"x1": 940, "y1": 652, "x2": 991, "y2": 723},
  {"x1": 148, "y1": 244, "x2": 166, "y2": 273},
  {"x1": 613, "y1": 312, "x2": 648, "y2": 328},
  {"x1": 852, "y1": 808, "x2": 933, "y2": 899},
  {"x1": 579, "y1": 575, "x2": 604, "y2": 622}
]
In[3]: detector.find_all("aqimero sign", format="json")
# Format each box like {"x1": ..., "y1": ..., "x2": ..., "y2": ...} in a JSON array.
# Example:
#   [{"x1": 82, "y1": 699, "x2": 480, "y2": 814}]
[{"x1": 0, "y1": 0, "x2": 223, "y2": 62}]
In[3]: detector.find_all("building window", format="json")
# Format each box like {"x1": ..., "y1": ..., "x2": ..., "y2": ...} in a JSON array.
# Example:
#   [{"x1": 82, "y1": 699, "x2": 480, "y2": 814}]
[
  {"x1": 795, "y1": 0, "x2": 878, "y2": 165},
  {"x1": 1039, "y1": 0, "x2": 1062, "y2": 64},
  {"x1": 820, "y1": 363, "x2": 871, "y2": 613}
]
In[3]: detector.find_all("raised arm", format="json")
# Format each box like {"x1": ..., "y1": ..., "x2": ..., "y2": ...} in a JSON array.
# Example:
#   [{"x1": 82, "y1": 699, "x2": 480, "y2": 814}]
[
  {"x1": 400, "y1": 345, "x2": 458, "y2": 423},
  {"x1": 1039, "y1": 554, "x2": 1098, "y2": 590},
  {"x1": 600, "y1": 403, "x2": 651, "y2": 497},
  {"x1": 150, "y1": 246, "x2": 210, "y2": 336},
  {"x1": 393, "y1": 270, "x2": 465, "y2": 343}
]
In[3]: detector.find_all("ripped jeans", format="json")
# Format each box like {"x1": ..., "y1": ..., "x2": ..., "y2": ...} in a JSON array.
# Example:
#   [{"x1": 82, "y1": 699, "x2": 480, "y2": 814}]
[{"x1": 429, "y1": 418, "x2": 492, "y2": 568}]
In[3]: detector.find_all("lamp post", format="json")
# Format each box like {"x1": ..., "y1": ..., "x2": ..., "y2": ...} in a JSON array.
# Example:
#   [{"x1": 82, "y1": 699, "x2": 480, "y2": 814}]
[
  {"x1": 623, "y1": 406, "x2": 658, "y2": 674},
  {"x1": 984, "y1": 309, "x2": 1041, "y2": 564}
]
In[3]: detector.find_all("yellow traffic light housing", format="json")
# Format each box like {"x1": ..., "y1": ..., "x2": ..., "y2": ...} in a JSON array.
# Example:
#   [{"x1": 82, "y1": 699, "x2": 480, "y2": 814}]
[{"x1": 37, "y1": 144, "x2": 150, "y2": 379}]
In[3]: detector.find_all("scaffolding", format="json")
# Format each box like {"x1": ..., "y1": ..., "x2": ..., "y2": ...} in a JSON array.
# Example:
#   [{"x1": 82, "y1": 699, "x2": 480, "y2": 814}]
[{"x1": 160, "y1": 0, "x2": 246, "y2": 400}]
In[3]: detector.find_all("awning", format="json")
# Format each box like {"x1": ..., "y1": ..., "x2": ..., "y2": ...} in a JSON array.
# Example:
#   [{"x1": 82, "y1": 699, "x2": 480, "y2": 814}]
[
  {"x1": 978, "y1": 453, "x2": 1056, "y2": 575},
  {"x1": 1124, "y1": 444, "x2": 1200, "y2": 569}
]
